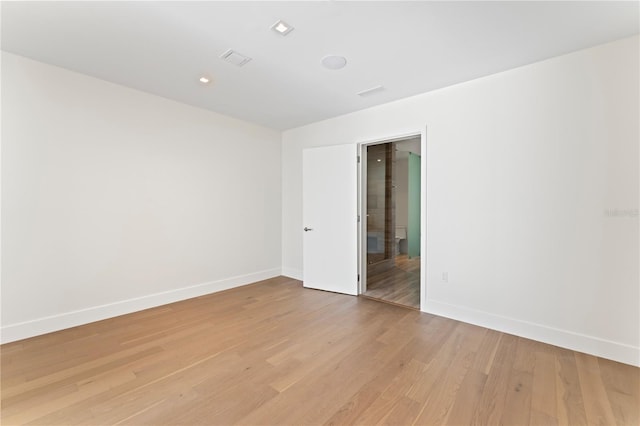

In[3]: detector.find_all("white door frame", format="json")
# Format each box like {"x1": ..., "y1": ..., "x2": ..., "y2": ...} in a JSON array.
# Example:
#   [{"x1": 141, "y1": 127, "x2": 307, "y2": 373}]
[{"x1": 357, "y1": 128, "x2": 427, "y2": 311}]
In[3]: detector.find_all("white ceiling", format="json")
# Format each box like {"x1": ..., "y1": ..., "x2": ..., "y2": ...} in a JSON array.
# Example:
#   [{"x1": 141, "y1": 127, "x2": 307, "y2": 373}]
[{"x1": 2, "y1": 1, "x2": 638, "y2": 130}]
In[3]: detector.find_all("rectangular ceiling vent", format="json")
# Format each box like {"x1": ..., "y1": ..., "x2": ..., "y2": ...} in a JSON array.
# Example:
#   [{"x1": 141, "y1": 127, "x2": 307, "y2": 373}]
[
  {"x1": 220, "y1": 49, "x2": 252, "y2": 67},
  {"x1": 357, "y1": 85, "x2": 385, "y2": 97}
]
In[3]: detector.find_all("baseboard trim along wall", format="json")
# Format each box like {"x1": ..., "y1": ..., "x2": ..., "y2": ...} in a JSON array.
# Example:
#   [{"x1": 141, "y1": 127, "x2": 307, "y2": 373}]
[
  {"x1": 0, "y1": 268, "x2": 282, "y2": 344},
  {"x1": 424, "y1": 299, "x2": 639, "y2": 367},
  {"x1": 281, "y1": 267, "x2": 303, "y2": 281}
]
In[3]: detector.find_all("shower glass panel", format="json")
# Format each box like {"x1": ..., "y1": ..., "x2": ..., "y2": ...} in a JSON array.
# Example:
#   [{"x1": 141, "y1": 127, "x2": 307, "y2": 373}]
[
  {"x1": 408, "y1": 152, "x2": 421, "y2": 258},
  {"x1": 366, "y1": 143, "x2": 395, "y2": 266}
]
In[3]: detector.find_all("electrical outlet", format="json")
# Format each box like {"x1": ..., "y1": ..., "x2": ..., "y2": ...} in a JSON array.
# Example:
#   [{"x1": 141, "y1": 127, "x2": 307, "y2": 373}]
[{"x1": 442, "y1": 272, "x2": 449, "y2": 283}]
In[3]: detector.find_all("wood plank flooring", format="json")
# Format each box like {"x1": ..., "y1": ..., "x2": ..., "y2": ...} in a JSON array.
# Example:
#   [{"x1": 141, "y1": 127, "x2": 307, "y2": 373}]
[
  {"x1": 2, "y1": 276, "x2": 638, "y2": 425},
  {"x1": 364, "y1": 255, "x2": 420, "y2": 309}
]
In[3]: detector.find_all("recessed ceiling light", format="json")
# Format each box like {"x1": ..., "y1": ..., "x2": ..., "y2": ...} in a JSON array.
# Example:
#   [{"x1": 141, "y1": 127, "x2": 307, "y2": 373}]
[
  {"x1": 271, "y1": 20, "x2": 294, "y2": 36},
  {"x1": 198, "y1": 75, "x2": 214, "y2": 86},
  {"x1": 321, "y1": 55, "x2": 347, "y2": 70}
]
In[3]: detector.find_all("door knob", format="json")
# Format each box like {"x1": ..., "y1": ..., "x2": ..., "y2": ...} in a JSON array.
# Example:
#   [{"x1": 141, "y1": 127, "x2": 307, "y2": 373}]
[{"x1": 304, "y1": 227, "x2": 313, "y2": 232}]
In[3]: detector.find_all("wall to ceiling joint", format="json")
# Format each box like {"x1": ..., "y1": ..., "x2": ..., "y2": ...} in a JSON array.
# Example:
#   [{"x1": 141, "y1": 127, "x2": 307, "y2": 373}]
[
  {"x1": 1, "y1": 52, "x2": 283, "y2": 343},
  {"x1": 1, "y1": 33, "x2": 637, "y2": 366},
  {"x1": 281, "y1": 36, "x2": 639, "y2": 366}
]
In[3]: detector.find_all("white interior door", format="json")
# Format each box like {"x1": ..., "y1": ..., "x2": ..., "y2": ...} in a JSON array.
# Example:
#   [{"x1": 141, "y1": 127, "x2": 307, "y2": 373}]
[{"x1": 303, "y1": 144, "x2": 358, "y2": 295}]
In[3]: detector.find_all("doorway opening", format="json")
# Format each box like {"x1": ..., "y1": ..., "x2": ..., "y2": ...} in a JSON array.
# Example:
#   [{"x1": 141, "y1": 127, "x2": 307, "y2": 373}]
[{"x1": 359, "y1": 136, "x2": 422, "y2": 309}]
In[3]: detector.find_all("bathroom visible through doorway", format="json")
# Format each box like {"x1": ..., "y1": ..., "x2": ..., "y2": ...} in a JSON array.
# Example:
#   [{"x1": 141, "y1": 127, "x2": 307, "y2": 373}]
[{"x1": 360, "y1": 136, "x2": 421, "y2": 309}]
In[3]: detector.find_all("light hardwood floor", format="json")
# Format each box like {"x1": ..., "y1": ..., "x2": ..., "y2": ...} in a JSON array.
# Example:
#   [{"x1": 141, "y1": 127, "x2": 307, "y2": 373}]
[
  {"x1": 1, "y1": 276, "x2": 638, "y2": 425},
  {"x1": 364, "y1": 255, "x2": 420, "y2": 309}
]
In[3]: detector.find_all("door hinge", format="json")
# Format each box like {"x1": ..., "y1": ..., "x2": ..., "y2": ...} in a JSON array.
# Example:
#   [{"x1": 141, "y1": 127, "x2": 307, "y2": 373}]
[
  {"x1": 358, "y1": 274, "x2": 360, "y2": 282},
  {"x1": 357, "y1": 155, "x2": 361, "y2": 163},
  {"x1": 357, "y1": 215, "x2": 360, "y2": 222}
]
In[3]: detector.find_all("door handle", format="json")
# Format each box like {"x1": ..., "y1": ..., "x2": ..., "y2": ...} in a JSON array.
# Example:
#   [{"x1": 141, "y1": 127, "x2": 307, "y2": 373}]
[{"x1": 304, "y1": 227, "x2": 313, "y2": 232}]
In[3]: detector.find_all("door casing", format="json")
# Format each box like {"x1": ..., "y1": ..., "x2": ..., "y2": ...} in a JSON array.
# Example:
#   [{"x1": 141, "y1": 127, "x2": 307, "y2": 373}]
[{"x1": 357, "y1": 128, "x2": 427, "y2": 311}]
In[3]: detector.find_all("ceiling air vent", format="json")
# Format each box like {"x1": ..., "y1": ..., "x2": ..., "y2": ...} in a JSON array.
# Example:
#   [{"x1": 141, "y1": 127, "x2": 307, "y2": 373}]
[
  {"x1": 220, "y1": 49, "x2": 252, "y2": 67},
  {"x1": 357, "y1": 85, "x2": 385, "y2": 97}
]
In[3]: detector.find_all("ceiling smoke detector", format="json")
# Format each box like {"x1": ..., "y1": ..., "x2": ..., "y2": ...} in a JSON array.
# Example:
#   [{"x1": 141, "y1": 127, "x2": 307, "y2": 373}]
[
  {"x1": 220, "y1": 49, "x2": 252, "y2": 67},
  {"x1": 321, "y1": 55, "x2": 347, "y2": 70}
]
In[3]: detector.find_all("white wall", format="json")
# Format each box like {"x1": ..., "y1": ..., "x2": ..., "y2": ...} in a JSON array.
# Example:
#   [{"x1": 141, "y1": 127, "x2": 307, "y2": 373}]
[
  {"x1": 282, "y1": 36, "x2": 639, "y2": 366},
  {"x1": 1, "y1": 52, "x2": 282, "y2": 342}
]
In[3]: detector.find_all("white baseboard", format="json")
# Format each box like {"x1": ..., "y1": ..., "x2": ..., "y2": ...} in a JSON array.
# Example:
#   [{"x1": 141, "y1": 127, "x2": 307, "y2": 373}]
[
  {"x1": 1, "y1": 268, "x2": 281, "y2": 344},
  {"x1": 424, "y1": 299, "x2": 640, "y2": 367},
  {"x1": 281, "y1": 267, "x2": 303, "y2": 281}
]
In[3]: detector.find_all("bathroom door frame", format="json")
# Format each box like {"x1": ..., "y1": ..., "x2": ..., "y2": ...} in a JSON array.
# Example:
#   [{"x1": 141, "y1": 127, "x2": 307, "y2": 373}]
[{"x1": 358, "y1": 128, "x2": 427, "y2": 311}]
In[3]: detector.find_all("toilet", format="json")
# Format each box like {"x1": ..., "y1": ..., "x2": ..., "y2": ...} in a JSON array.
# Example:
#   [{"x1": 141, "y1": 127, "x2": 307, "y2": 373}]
[{"x1": 395, "y1": 226, "x2": 407, "y2": 255}]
